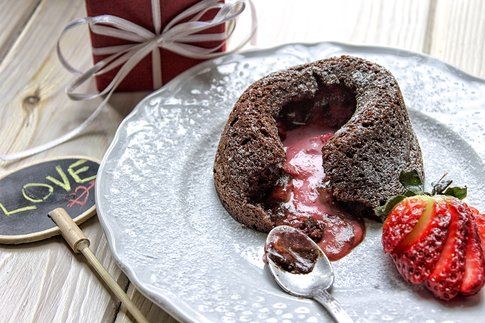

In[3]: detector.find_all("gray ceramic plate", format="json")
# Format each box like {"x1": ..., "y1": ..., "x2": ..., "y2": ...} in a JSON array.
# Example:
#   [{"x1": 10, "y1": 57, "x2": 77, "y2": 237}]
[{"x1": 96, "y1": 42, "x2": 485, "y2": 322}]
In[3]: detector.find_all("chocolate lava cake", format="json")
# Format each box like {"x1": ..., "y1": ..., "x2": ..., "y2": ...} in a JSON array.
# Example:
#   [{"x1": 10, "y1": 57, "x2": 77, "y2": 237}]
[{"x1": 213, "y1": 55, "x2": 423, "y2": 257}]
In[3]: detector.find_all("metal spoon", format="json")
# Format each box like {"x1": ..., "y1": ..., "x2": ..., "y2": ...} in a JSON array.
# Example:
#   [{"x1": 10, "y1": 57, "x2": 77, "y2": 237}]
[{"x1": 265, "y1": 226, "x2": 353, "y2": 323}]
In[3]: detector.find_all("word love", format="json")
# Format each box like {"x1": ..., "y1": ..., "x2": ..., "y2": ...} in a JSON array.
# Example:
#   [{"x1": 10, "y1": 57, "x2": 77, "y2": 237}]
[{"x1": 0, "y1": 159, "x2": 97, "y2": 217}]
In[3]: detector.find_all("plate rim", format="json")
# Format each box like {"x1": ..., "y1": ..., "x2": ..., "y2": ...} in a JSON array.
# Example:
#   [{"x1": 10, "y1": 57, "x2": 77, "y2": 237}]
[{"x1": 95, "y1": 41, "x2": 485, "y2": 322}]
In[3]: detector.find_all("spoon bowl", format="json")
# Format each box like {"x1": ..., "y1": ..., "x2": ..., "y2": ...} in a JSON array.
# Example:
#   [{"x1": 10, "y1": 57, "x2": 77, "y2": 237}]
[
  {"x1": 265, "y1": 226, "x2": 353, "y2": 323},
  {"x1": 266, "y1": 226, "x2": 334, "y2": 297}
]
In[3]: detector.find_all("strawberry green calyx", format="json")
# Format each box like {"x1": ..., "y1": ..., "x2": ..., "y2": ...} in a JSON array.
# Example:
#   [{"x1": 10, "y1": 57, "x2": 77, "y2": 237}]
[
  {"x1": 431, "y1": 172, "x2": 468, "y2": 198},
  {"x1": 399, "y1": 169, "x2": 425, "y2": 195},
  {"x1": 374, "y1": 170, "x2": 467, "y2": 220}
]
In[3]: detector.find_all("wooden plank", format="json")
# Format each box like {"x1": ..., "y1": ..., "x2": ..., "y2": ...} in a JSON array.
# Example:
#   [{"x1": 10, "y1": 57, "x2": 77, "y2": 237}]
[
  {"x1": 0, "y1": 0, "x2": 131, "y2": 171},
  {"x1": 235, "y1": 0, "x2": 430, "y2": 52},
  {"x1": 0, "y1": 0, "x2": 146, "y2": 322},
  {"x1": 0, "y1": 218, "x2": 129, "y2": 322},
  {"x1": 0, "y1": 0, "x2": 40, "y2": 63},
  {"x1": 427, "y1": 0, "x2": 485, "y2": 77},
  {"x1": 115, "y1": 284, "x2": 176, "y2": 323}
]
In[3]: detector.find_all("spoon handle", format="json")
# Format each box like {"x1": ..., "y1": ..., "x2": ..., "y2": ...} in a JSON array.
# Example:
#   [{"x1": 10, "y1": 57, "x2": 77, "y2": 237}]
[{"x1": 312, "y1": 289, "x2": 353, "y2": 323}]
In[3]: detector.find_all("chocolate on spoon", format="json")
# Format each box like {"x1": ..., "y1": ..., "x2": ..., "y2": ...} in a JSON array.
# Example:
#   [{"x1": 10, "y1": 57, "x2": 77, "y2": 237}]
[{"x1": 265, "y1": 226, "x2": 353, "y2": 323}]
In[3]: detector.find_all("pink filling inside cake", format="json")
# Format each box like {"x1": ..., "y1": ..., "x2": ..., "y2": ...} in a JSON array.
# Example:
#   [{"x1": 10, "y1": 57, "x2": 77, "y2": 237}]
[{"x1": 271, "y1": 100, "x2": 365, "y2": 260}]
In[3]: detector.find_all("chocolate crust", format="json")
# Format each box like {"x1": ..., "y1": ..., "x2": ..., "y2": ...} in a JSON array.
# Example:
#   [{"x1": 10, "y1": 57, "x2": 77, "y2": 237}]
[{"x1": 213, "y1": 55, "x2": 424, "y2": 232}]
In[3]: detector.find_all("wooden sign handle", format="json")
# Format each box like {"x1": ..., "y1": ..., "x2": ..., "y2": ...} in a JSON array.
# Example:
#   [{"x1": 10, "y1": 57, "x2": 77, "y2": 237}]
[
  {"x1": 49, "y1": 208, "x2": 90, "y2": 252},
  {"x1": 49, "y1": 208, "x2": 149, "y2": 323}
]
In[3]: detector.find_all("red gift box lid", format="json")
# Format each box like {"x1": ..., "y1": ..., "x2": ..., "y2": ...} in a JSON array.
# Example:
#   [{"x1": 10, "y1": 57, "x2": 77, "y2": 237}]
[{"x1": 85, "y1": 0, "x2": 226, "y2": 92}]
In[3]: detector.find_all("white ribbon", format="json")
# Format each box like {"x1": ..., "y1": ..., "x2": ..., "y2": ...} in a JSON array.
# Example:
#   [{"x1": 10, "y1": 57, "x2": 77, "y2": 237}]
[{"x1": 0, "y1": 0, "x2": 256, "y2": 162}]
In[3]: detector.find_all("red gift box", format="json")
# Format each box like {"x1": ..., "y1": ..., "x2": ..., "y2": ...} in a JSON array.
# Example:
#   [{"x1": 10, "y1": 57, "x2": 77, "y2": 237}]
[{"x1": 85, "y1": 0, "x2": 226, "y2": 92}]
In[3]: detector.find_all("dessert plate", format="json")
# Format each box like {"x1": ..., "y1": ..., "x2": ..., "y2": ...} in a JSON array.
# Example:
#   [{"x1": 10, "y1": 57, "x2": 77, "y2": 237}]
[{"x1": 96, "y1": 42, "x2": 485, "y2": 322}]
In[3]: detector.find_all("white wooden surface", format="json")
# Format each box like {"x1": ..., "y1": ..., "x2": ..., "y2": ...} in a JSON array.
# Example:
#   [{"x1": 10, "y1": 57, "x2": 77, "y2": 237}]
[{"x1": 0, "y1": 0, "x2": 483, "y2": 322}]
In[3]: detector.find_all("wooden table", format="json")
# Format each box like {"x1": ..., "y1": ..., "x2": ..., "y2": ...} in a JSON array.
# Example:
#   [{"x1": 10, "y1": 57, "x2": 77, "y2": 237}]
[{"x1": 0, "y1": 0, "x2": 483, "y2": 322}]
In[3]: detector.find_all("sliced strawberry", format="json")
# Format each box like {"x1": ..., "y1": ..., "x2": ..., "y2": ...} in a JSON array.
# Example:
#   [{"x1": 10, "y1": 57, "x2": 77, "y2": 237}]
[
  {"x1": 379, "y1": 170, "x2": 485, "y2": 300},
  {"x1": 382, "y1": 196, "x2": 429, "y2": 253},
  {"x1": 460, "y1": 210, "x2": 485, "y2": 296},
  {"x1": 392, "y1": 196, "x2": 435, "y2": 254},
  {"x1": 391, "y1": 198, "x2": 451, "y2": 284},
  {"x1": 468, "y1": 205, "x2": 480, "y2": 216},
  {"x1": 425, "y1": 199, "x2": 469, "y2": 300},
  {"x1": 474, "y1": 211, "x2": 485, "y2": 256}
]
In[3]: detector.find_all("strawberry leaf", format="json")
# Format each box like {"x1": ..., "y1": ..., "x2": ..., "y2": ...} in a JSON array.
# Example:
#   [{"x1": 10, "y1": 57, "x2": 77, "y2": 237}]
[
  {"x1": 375, "y1": 195, "x2": 406, "y2": 220},
  {"x1": 443, "y1": 186, "x2": 467, "y2": 199},
  {"x1": 431, "y1": 173, "x2": 452, "y2": 195},
  {"x1": 399, "y1": 170, "x2": 424, "y2": 195},
  {"x1": 430, "y1": 173, "x2": 467, "y2": 199},
  {"x1": 375, "y1": 170, "x2": 468, "y2": 220},
  {"x1": 399, "y1": 170, "x2": 422, "y2": 186},
  {"x1": 403, "y1": 190, "x2": 417, "y2": 197},
  {"x1": 431, "y1": 179, "x2": 452, "y2": 195},
  {"x1": 406, "y1": 186, "x2": 424, "y2": 195}
]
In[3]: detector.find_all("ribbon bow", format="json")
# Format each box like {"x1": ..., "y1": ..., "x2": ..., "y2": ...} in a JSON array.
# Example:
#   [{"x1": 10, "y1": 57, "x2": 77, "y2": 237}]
[{"x1": 1, "y1": 0, "x2": 256, "y2": 162}]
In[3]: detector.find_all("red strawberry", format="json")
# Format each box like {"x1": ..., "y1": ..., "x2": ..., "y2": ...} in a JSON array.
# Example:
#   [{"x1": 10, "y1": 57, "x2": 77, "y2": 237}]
[
  {"x1": 382, "y1": 196, "x2": 428, "y2": 253},
  {"x1": 425, "y1": 199, "x2": 469, "y2": 300},
  {"x1": 461, "y1": 216, "x2": 485, "y2": 295},
  {"x1": 378, "y1": 170, "x2": 485, "y2": 301},
  {"x1": 472, "y1": 210, "x2": 485, "y2": 255},
  {"x1": 391, "y1": 198, "x2": 451, "y2": 284}
]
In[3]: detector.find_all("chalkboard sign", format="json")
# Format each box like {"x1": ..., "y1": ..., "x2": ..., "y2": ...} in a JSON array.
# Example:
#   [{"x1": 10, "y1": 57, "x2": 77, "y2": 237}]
[{"x1": 0, "y1": 157, "x2": 99, "y2": 244}]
